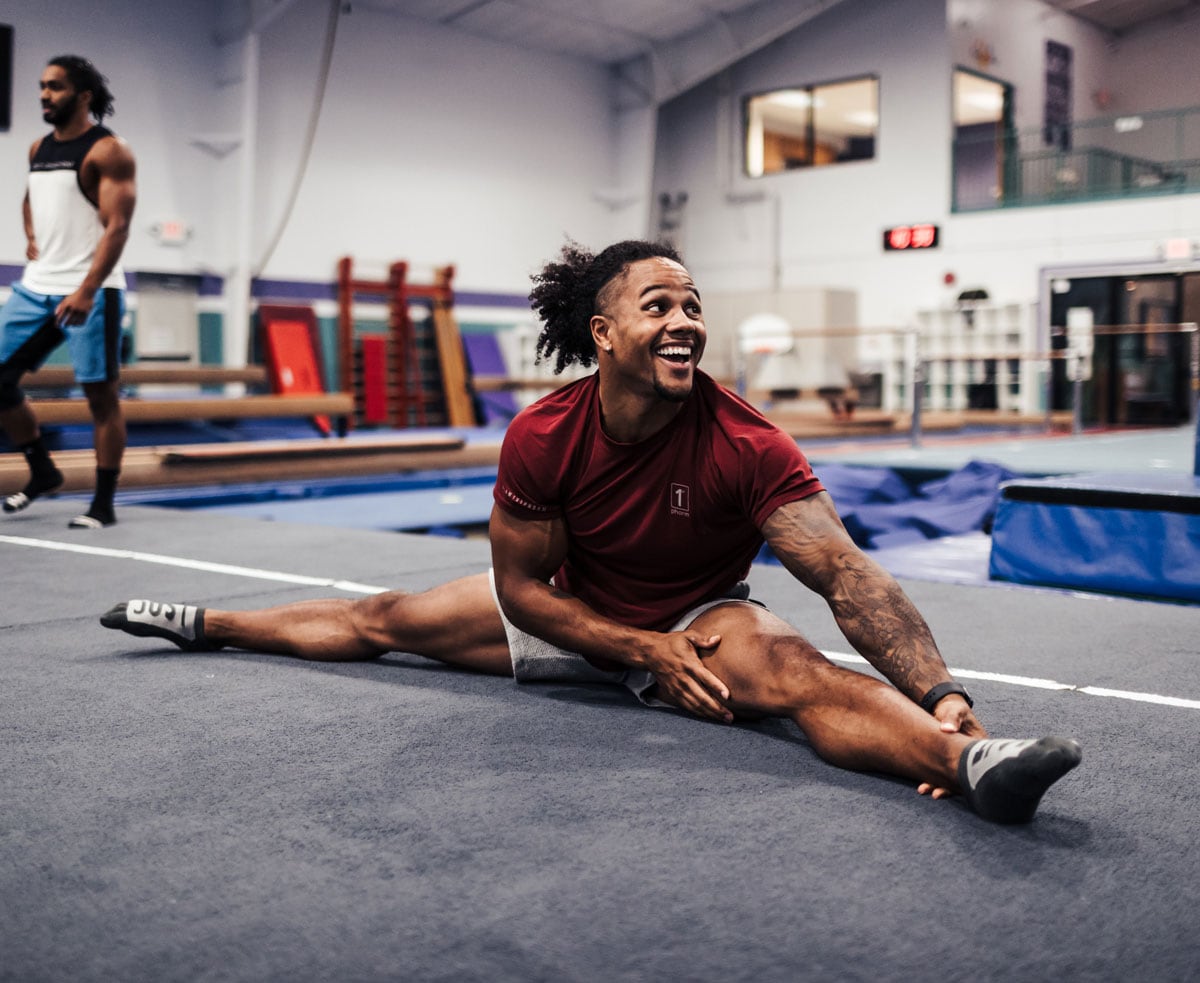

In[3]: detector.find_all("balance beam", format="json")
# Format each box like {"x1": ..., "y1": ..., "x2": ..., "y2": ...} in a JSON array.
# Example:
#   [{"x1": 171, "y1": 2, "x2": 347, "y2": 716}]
[
  {"x1": 26, "y1": 365, "x2": 270, "y2": 387},
  {"x1": 471, "y1": 375, "x2": 572, "y2": 392},
  {"x1": 0, "y1": 436, "x2": 504, "y2": 495},
  {"x1": 160, "y1": 433, "x2": 464, "y2": 465},
  {"x1": 28, "y1": 393, "x2": 354, "y2": 426}
]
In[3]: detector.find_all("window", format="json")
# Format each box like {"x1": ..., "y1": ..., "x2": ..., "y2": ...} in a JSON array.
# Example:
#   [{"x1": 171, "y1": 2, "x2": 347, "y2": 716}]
[{"x1": 745, "y1": 75, "x2": 878, "y2": 177}]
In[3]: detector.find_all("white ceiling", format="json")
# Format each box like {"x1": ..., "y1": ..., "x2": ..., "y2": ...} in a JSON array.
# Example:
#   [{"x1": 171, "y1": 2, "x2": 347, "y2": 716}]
[
  {"x1": 367, "y1": 0, "x2": 1199, "y2": 66},
  {"x1": 360, "y1": 0, "x2": 815, "y2": 64},
  {"x1": 1038, "y1": 0, "x2": 1200, "y2": 36}
]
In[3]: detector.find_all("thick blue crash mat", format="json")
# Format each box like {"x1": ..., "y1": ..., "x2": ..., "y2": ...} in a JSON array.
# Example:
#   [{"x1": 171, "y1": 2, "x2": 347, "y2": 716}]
[{"x1": 989, "y1": 471, "x2": 1200, "y2": 603}]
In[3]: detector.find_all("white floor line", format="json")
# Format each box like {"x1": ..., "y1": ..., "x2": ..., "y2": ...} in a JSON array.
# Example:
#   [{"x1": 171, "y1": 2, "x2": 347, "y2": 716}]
[
  {"x1": 6, "y1": 532, "x2": 1198, "y2": 711},
  {"x1": 0, "y1": 533, "x2": 390, "y2": 595},
  {"x1": 822, "y1": 650, "x2": 1200, "y2": 710}
]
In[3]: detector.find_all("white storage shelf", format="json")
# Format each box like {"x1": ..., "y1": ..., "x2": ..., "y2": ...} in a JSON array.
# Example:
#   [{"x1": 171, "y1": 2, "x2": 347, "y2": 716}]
[{"x1": 884, "y1": 304, "x2": 1040, "y2": 416}]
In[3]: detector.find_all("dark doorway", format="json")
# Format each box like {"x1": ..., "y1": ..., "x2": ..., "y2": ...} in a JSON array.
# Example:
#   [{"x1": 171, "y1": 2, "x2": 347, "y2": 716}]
[{"x1": 1049, "y1": 273, "x2": 1193, "y2": 425}]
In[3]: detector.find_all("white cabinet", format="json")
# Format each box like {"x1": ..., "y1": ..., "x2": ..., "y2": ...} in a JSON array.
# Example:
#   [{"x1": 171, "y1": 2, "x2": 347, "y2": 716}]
[{"x1": 888, "y1": 303, "x2": 1041, "y2": 416}]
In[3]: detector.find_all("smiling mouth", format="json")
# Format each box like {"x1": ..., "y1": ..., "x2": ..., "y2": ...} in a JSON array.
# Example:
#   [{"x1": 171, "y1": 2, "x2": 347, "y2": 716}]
[{"x1": 655, "y1": 344, "x2": 693, "y2": 365}]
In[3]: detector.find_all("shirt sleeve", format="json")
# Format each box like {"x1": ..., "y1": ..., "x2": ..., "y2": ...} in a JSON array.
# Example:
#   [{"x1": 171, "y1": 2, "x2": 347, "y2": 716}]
[
  {"x1": 493, "y1": 411, "x2": 563, "y2": 520},
  {"x1": 741, "y1": 425, "x2": 825, "y2": 527}
]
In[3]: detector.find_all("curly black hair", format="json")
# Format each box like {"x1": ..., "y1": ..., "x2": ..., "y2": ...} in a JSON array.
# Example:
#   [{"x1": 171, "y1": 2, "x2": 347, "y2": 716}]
[
  {"x1": 48, "y1": 55, "x2": 115, "y2": 121},
  {"x1": 528, "y1": 239, "x2": 683, "y2": 373}
]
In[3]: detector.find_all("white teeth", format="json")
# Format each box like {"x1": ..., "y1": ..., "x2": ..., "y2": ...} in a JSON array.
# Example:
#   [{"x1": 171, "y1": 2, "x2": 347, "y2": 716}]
[{"x1": 657, "y1": 346, "x2": 692, "y2": 357}]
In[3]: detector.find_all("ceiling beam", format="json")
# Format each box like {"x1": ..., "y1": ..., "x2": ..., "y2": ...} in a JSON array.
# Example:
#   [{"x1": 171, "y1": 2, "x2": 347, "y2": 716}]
[{"x1": 616, "y1": 0, "x2": 852, "y2": 106}]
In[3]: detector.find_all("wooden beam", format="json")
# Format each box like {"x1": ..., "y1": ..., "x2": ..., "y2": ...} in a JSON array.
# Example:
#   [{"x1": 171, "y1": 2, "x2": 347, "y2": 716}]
[
  {"x1": 28, "y1": 393, "x2": 354, "y2": 425},
  {"x1": 161, "y1": 434, "x2": 464, "y2": 465},
  {"x1": 471, "y1": 375, "x2": 573, "y2": 392},
  {"x1": 26, "y1": 365, "x2": 270, "y2": 387},
  {"x1": 0, "y1": 439, "x2": 505, "y2": 495}
]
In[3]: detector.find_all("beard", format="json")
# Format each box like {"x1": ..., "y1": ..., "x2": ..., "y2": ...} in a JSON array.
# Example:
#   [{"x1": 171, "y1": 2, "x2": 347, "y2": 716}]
[
  {"x1": 42, "y1": 93, "x2": 78, "y2": 127},
  {"x1": 653, "y1": 378, "x2": 692, "y2": 403}
]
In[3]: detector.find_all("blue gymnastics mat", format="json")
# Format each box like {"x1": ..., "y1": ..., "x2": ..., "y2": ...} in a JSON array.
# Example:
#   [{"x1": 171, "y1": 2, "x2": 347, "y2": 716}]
[{"x1": 989, "y1": 470, "x2": 1200, "y2": 603}]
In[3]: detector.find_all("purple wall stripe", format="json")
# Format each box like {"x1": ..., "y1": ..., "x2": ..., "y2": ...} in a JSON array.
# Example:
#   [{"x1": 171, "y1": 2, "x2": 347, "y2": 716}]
[{"x1": 2, "y1": 266, "x2": 529, "y2": 311}]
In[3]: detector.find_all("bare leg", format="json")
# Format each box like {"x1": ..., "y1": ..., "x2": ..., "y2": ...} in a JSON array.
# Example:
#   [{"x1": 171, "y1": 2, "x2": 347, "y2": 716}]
[
  {"x1": 0, "y1": 398, "x2": 40, "y2": 447},
  {"x1": 199, "y1": 572, "x2": 512, "y2": 674},
  {"x1": 82, "y1": 380, "x2": 125, "y2": 470},
  {"x1": 682, "y1": 602, "x2": 970, "y2": 791}
]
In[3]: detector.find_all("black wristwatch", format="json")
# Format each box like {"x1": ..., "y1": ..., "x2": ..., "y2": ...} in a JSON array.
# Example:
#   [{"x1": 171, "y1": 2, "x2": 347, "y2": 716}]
[{"x1": 919, "y1": 681, "x2": 973, "y2": 714}]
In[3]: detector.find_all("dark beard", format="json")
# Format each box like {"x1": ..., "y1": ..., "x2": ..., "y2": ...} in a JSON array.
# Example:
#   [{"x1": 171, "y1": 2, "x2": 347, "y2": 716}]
[
  {"x1": 653, "y1": 379, "x2": 691, "y2": 403},
  {"x1": 43, "y1": 93, "x2": 78, "y2": 127}
]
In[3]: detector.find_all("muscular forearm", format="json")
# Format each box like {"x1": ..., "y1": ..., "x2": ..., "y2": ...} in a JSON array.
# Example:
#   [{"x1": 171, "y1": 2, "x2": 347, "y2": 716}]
[
  {"x1": 763, "y1": 495, "x2": 954, "y2": 703},
  {"x1": 80, "y1": 223, "x2": 130, "y2": 292},
  {"x1": 500, "y1": 578, "x2": 658, "y2": 671},
  {"x1": 825, "y1": 553, "x2": 952, "y2": 700}
]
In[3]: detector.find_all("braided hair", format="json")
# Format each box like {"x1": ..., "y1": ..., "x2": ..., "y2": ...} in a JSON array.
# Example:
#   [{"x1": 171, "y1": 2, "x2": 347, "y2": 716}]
[
  {"x1": 48, "y1": 55, "x2": 115, "y2": 121},
  {"x1": 528, "y1": 239, "x2": 683, "y2": 373}
]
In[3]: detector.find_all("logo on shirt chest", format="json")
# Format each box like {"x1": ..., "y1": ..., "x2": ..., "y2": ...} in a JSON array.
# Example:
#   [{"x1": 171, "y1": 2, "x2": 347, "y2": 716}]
[{"x1": 669, "y1": 483, "x2": 691, "y2": 517}]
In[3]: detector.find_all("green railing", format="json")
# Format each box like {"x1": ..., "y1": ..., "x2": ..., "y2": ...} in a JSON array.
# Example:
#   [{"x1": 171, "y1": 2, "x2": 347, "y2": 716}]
[{"x1": 952, "y1": 104, "x2": 1200, "y2": 211}]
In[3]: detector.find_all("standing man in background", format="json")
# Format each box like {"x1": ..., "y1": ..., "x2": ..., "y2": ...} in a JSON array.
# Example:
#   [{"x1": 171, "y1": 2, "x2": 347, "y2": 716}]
[{"x1": 0, "y1": 54, "x2": 136, "y2": 528}]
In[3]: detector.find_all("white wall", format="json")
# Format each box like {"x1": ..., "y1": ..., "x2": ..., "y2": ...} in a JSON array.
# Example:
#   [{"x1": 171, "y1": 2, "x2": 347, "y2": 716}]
[
  {"x1": 652, "y1": 0, "x2": 1200, "y2": 339},
  {"x1": 250, "y1": 1, "x2": 619, "y2": 291},
  {"x1": 1076, "y1": 4, "x2": 1200, "y2": 116}
]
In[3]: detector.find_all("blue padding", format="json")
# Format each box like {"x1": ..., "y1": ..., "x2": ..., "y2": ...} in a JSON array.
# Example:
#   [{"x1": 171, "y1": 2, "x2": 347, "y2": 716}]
[
  {"x1": 810, "y1": 462, "x2": 913, "y2": 505},
  {"x1": 830, "y1": 459, "x2": 1016, "y2": 549},
  {"x1": 756, "y1": 460, "x2": 1015, "y2": 564},
  {"x1": 989, "y1": 498, "x2": 1200, "y2": 602}
]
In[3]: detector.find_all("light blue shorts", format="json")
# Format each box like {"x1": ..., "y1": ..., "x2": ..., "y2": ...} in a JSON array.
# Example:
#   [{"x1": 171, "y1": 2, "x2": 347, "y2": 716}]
[
  {"x1": 0, "y1": 281, "x2": 125, "y2": 384},
  {"x1": 487, "y1": 569, "x2": 760, "y2": 706}
]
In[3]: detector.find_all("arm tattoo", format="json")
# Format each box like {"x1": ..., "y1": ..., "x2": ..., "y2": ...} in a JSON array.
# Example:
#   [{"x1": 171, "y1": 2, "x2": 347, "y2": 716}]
[
  {"x1": 764, "y1": 498, "x2": 950, "y2": 700},
  {"x1": 824, "y1": 548, "x2": 942, "y2": 698}
]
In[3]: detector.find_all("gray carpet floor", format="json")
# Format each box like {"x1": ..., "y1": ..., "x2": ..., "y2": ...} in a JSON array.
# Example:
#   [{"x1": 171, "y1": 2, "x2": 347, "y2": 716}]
[{"x1": 2, "y1": 501, "x2": 1198, "y2": 982}]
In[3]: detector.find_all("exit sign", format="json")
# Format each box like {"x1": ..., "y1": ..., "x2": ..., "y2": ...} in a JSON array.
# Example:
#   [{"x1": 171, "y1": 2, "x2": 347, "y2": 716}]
[{"x1": 883, "y1": 224, "x2": 939, "y2": 251}]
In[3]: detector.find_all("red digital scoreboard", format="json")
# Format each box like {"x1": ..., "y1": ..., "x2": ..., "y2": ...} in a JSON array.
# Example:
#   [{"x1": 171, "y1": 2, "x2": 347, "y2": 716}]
[{"x1": 883, "y1": 223, "x2": 939, "y2": 251}]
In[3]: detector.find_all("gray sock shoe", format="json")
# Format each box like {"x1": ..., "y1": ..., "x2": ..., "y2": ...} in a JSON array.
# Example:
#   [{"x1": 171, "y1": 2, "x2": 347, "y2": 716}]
[
  {"x1": 101, "y1": 600, "x2": 220, "y2": 651},
  {"x1": 958, "y1": 737, "x2": 1083, "y2": 824}
]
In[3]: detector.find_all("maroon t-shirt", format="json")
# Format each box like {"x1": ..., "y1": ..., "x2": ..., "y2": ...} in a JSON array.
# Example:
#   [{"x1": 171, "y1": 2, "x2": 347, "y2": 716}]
[{"x1": 493, "y1": 371, "x2": 824, "y2": 631}]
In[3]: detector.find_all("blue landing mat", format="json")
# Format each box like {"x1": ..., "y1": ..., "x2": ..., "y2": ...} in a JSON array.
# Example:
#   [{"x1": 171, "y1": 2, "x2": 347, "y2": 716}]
[{"x1": 990, "y1": 471, "x2": 1200, "y2": 603}]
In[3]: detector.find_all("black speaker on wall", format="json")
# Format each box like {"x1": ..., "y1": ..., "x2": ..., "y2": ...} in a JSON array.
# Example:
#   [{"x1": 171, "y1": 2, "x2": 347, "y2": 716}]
[{"x1": 0, "y1": 25, "x2": 12, "y2": 132}]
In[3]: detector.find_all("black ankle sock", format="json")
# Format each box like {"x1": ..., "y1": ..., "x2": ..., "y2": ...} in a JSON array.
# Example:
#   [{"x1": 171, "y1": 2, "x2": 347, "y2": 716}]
[
  {"x1": 20, "y1": 434, "x2": 52, "y2": 467},
  {"x1": 3, "y1": 437, "x2": 62, "y2": 513},
  {"x1": 19, "y1": 437, "x2": 61, "y2": 490},
  {"x1": 88, "y1": 467, "x2": 120, "y2": 519}
]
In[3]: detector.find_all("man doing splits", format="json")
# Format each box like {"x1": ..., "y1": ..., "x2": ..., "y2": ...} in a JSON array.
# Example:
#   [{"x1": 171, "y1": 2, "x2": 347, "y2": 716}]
[
  {"x1": 0, "y1": 55, "x2": 137, "y2": 528},
  {"x1": 103, "y1": 240, "x2": 1081, "y2": 823}
]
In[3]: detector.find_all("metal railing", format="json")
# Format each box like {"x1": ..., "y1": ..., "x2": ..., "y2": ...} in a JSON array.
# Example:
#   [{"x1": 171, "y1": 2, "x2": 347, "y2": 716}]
[{"x1": 953, "y1": 105, "x2": 1200, "y2": 211}]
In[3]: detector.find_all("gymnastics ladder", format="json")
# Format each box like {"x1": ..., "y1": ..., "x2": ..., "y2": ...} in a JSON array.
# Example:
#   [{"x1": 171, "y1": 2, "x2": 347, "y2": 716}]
[{"x1": 336, "y1": 257, "x2": 476, "y2": 428}]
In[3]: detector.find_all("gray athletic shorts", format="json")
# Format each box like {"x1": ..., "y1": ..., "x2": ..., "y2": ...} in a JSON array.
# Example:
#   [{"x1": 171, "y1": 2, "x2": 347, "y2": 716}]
[{"x1": 487, "y1": 569, "x2": 760, "y2": 706}]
